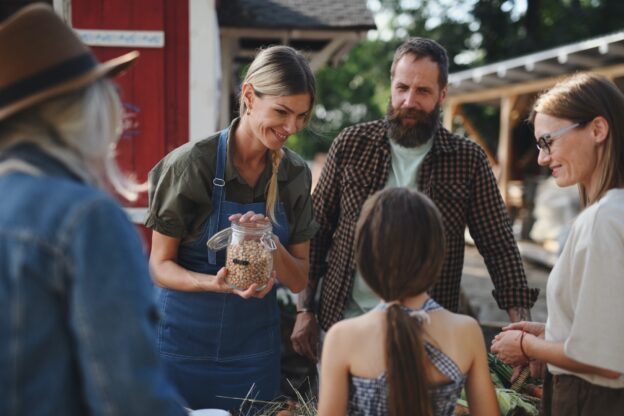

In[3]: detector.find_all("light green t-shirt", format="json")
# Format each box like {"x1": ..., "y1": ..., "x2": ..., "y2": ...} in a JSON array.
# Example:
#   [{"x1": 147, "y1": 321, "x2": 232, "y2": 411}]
[{"x1": 343, "y1": 138, "x2": 433, "y2": 318}]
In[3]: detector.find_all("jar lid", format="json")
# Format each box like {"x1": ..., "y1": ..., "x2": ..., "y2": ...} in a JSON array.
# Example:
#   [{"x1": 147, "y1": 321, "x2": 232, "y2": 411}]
[
  {"x1": 206, "y1": 220, "x2": 275, "y2": 252},
  {"x1": 231, "y1": 219, "x2": 272, "y2": 234},
  {"x1": 206, "y1": 227, "x2": 231, "y2": 251}
]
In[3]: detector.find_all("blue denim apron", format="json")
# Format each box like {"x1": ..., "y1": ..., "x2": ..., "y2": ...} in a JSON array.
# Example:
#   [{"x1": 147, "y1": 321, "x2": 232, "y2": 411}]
[{"x1": 157, "y1": 129, "x2": 289, "y2": 411}]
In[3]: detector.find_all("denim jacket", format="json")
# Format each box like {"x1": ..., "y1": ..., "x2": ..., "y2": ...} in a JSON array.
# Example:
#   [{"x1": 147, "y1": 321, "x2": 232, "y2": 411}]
[{"x1": 0, "y1": 145, "x2": 187, "y2": 416}]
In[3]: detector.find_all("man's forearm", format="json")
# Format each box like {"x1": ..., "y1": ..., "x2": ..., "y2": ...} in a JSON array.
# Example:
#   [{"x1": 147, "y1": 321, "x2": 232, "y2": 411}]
[
  {"x1": 507, "y1": 307, "x2": 532, "y2": 323},
  {"x1": 297, "y1": 281, "x2": 318, "y2": 312}
]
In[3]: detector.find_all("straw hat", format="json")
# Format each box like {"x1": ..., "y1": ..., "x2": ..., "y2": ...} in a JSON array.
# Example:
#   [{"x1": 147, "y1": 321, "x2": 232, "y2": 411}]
[{"x1": 0, "y1": 3, "x2": 139, "y2": 121}]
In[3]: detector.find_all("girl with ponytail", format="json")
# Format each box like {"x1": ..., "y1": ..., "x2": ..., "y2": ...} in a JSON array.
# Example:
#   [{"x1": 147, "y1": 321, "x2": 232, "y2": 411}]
[
  {"x1": 318, "y1": 188, "x2": 498, "y2": 416},
  {"x1": 146, "y1": 45, "x2": 318, "y2": 411}
]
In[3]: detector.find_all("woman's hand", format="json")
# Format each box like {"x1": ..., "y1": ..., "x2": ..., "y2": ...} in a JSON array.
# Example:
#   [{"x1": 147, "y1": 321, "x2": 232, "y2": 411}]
[
  {"x1": 495, "y1": 321, "x2": 547, "y2": 379},
  {"x1": 491, "y1": 330, "x2": 527, "y2": 366},
  {"x1": 210, "y1": 267, "x2": 276, "y2": 299},
  {"x1": 229, "y1": 211, "x2": 270, "y2": 227},
  {"x1": 502, "y1": 321, "x2": 545, "y2": 338},
  {"x1": 231, "y1": 270, "x2": 277, "y2": 299}
]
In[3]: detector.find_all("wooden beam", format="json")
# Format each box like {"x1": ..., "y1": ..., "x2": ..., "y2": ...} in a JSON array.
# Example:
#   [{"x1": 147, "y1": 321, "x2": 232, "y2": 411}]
[
  {"x1": 309, "y1": 36, "x2": 351, "y2": 71},
  {"x1": 498, "y1": 95, "x2": 517, "y2": 205},
  {"x1": 510, "y1": 93, "x2": 535, "y2": 126},
  {"x1": 501, "y1": 68, "x2": 536, "y2": 82},
  {"x1": 558, "y1": 52, "x2": 599, "y2": 68},
  {"x1": 606, "y1": 43, "x2": 624, "y2": 57},
  {"x1": 218, "y1": 36, "x2": 237, "y2": 129},
  {"x1": 529, "y1": 61, "x2": 564, "y2": 74},
  {"x1": 442, "y1": 102, "x2": 459, "y2": 131},
  {"x1": 455, "y1": 108, "x2": 498, "y2": 168},
  {"x1": 447, "y1": 63, "x2": 624, "y2": 105},
  {"x1": 219, "y1": 27, "x2": 364, "y2": 40}
]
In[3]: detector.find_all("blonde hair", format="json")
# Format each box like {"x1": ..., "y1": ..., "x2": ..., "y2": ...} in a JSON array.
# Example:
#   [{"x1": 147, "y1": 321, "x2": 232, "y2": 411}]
[
  {"x1": 238, "y1": 45, "x2": 315, "y2": 222},
  {"x1": 0, "y1": 79, "x2": 145, "y2": 201},
  {"x1": 530, "y1": 73, "x2": 624, "y2": 207}
]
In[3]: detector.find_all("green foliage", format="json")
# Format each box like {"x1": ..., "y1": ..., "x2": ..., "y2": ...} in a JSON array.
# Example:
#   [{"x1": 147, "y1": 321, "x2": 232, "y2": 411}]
[
  {"x1": 288, "y1": 0, "x2": 624, "y2": 159},
  {"x1": 286, "y1": 40, "x2": 395, "y2": 159},
  {"x1": 495, "y1": 389, "x2": 540, "y2": 416}
]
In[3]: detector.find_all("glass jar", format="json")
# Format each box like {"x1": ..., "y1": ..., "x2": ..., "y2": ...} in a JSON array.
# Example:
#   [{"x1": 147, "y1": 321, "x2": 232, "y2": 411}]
[{"x1": 207, "y1": 220, "x2": 276, "y2": 291}]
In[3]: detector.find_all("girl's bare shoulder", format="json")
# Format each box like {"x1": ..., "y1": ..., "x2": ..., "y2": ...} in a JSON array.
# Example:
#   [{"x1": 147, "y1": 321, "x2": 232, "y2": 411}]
[
  {"x1": 429, "y1": 309, "x2": 483, "y2": 346},
  {"x1": 326, "y1": 311, "x2": 385, "y2": 343}
]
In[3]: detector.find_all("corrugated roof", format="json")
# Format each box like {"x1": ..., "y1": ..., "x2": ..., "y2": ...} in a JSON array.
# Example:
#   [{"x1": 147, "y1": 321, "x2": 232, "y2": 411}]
[
  {"x1": 448, "y1": 31, "x2": 624, "y2": 97},
  {"x1": 217, "y1": 0, "x2": 376, "y2": 31}
]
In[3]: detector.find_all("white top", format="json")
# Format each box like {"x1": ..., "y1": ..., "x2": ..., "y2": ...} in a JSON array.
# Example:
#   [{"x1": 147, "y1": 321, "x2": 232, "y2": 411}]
[
  {"x1": 344, "y1": 138, "x2": 433, "y2": 318},
  {"x1": 385, "y1": 138, "x2": 433, "y2": 188},
  {"x1": 545, "y1": 188, "x2": 624, "y2": 388}
]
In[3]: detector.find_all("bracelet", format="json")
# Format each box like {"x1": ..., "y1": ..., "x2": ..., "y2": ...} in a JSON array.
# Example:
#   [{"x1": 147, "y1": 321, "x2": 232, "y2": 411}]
[
  {"x1": 520, "y1": 330, "x2": 531, "y2": 362},
  {"x1": 296, "y1": 309, "x2": 312, "y2": 314}
]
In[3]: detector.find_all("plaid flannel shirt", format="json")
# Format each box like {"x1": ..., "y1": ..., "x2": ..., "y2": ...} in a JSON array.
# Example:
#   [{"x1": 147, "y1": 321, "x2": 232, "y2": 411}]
[{"x1": 309, "y1": 119, "x2": 539, "y2": 331}]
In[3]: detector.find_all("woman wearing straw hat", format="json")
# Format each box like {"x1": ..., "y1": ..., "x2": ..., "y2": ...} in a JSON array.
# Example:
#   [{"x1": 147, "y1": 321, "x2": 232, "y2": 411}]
[{"x1": 0, "y1": 5, "x2": 187, "y2": 415}]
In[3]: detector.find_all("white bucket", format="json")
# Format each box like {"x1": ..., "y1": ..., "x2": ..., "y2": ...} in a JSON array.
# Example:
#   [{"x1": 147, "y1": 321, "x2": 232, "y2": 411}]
[{"x1": 189, "y1": 409, "x2": 230, "y2": 416}]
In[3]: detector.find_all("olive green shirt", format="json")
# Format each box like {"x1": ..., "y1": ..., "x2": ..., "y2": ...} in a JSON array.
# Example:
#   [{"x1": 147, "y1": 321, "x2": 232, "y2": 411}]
[{"x1": 145, "y1": 119, "x2": 318, "y2": 246}]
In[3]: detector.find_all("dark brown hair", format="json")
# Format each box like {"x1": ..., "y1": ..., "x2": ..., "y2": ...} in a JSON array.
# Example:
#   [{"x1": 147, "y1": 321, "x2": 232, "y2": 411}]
[
  {"x1": 355, "y1": 188, "x2": 446, "y2": 416},
  {"x1": 390, "y1": 37, "x2": 449, "y2": 88}
]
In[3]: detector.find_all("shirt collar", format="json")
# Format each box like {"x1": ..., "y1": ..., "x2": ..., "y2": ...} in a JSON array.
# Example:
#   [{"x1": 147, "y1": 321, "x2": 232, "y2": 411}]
[
  {"x1": 0, "y1": 142, "x2": 84, "y2": 182},
  {"x1": 430, "y1": 123, "x2": 458, "y2": 154}
]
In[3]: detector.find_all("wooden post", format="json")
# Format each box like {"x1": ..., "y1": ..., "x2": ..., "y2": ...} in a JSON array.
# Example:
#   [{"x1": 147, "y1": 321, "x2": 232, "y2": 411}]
[
  {"x1": 456, "y1": 108, "x2": 497, "y2": 167},
  {"x1": 448, "y1": 63, "x2": 624, "y2": 105},
  {"x1": 498, "y1": 95, "x2": 517, "y2": 205},
  {"x1": 219, "y1": 36, "x2": 237, "y2": 130},
  {"x1": 443, "y1": 102, "x2": 459, "y2": 131}
]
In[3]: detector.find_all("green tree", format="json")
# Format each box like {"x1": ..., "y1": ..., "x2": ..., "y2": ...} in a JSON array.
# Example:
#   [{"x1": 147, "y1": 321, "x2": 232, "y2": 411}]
[
  {"x1": 288, "y1": 0, "x2": 624, "y2": 159},
  {"x1": 287, "y1": 40, "x2": 397, "y2": 158}
]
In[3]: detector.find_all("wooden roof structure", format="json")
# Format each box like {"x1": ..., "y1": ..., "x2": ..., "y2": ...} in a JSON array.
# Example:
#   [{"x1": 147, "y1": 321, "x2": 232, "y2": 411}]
[
  {"x1": 443, "y1": 30, "x2": 624, "y2": 204},
  {"x1": 216, "y1": 0, "x2": 376, "y2": 128}
]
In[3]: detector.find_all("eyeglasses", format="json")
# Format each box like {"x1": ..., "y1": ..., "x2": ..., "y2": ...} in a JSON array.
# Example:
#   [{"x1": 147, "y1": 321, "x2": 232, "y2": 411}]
[{"x1": 535, "y1": 121, "x2": 589, "y2": 155}]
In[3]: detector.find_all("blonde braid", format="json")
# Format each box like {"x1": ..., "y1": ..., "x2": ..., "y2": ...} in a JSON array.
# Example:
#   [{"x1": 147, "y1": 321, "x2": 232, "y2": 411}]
[{"x1": 266, "y1": 149, "x2": 284, "y2": 223}]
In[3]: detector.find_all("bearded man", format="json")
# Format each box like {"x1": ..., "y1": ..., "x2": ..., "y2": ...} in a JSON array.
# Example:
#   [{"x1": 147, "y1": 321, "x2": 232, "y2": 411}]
[{"x1": 291, "y1": 38, "x2": 539, "y2": 361}]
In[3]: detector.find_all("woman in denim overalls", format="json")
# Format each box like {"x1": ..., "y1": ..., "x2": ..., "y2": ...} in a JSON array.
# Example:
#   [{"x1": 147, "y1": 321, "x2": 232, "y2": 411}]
[{"x1": 145, "y1": 46, "x2": 318, "y2": 411}]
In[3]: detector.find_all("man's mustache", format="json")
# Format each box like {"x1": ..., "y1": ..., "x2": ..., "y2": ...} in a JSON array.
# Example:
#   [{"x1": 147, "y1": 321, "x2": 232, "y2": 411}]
[{"x1": 387, "y1": 108, "x2": 430, "y2": 123}]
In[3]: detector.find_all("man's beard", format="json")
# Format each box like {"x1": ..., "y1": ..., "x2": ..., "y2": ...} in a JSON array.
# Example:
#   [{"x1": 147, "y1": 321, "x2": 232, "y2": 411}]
[{"x1": 386, "y1": 101, "x2": 441, "y2": 147}]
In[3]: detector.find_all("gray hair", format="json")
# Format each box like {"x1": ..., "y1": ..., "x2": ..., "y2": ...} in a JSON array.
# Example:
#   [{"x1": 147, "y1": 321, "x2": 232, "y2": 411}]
[{"x1": 0, "y1": 79, "x2": 145, "y2": 201}]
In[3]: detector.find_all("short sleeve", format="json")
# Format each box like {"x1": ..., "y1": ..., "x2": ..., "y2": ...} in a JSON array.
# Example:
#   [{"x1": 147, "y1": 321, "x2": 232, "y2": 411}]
[
  {"x1": 144, "y1": 146, "x2": 212, "y2": 239},
  {"x1": 565, "y1": 211, "x2": 624, "y2": 373}
]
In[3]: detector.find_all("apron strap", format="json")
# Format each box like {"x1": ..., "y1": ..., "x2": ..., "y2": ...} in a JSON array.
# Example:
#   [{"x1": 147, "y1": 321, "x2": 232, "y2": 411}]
[{"x1": 207, "y1": 128, "x2": 228, "y2": 264}]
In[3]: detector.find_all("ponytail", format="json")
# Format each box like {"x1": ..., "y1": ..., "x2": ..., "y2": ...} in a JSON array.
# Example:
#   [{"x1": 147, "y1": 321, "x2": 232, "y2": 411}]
[
  {"x1": 265, "y1": 148, "x2": 283, "y2": 223},
  {"x1": 355, "y1": 188, "x2": 446, "y2": 415},
  {"x1": 386, "y1": 304, "x2": 432, "y2": 416}
]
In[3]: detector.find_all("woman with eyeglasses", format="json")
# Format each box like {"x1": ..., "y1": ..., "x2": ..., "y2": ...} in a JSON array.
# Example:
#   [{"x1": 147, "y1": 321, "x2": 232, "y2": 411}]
[{"x1": 491, "y1": 73, "x2": 624, "y2": 415}]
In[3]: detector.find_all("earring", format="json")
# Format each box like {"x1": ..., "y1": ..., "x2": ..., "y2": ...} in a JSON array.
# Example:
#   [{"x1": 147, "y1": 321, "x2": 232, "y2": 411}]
[{"x1": 246, "y1": 110, "x2": 251, "y2": 115}]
